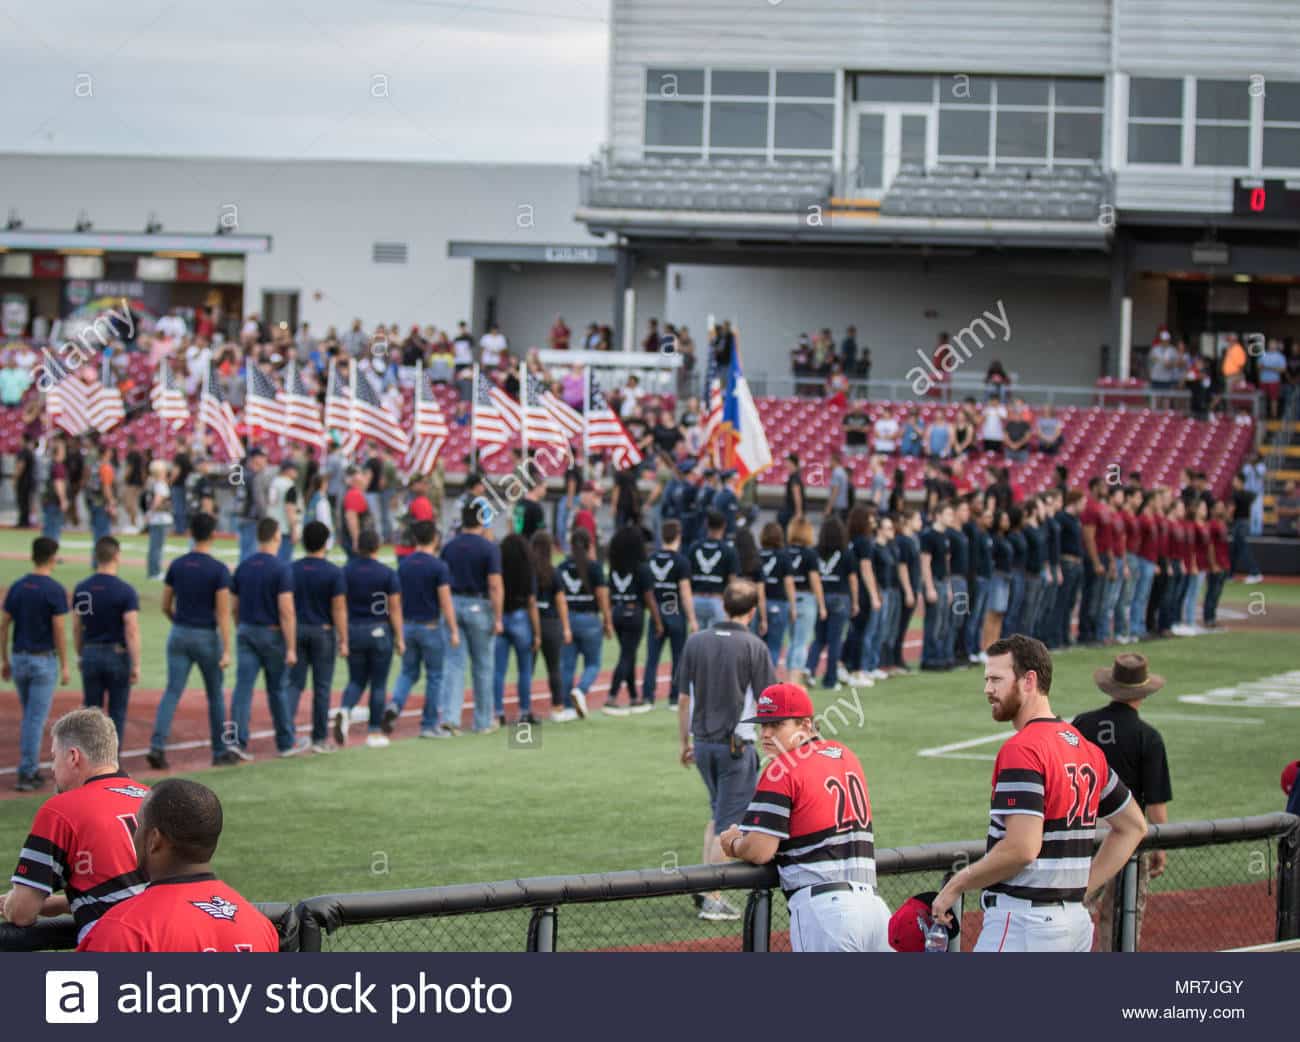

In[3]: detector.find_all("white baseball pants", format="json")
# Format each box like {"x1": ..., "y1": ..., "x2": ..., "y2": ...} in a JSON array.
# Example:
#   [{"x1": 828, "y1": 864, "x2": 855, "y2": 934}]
[
  {"x1": 787, "y1": 883, "x2": 893, "y2": 952},
  {"x1": 974, "y1": 895, "x2": 1093, "y2": 952}
]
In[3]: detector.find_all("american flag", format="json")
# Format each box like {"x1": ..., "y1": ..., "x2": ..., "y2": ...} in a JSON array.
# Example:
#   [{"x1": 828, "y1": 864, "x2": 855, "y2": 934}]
[
  {"x1": 282, "y1": 360, "x2": 324, "y2": 447},
  {"x1": 353, "y1": 367, "x2": 409, "y2": 455},
  {"x1": 701, "y1": 349, "x2": 724, "y2": 461},
  {"x1": 244, "y1": 364, "x2": 281, "y2": 433},
  {"x1": 524, "y1": 371, "x2": 570, "y2": 449},
  {"x1": 539, "y1": 382, "x2": 583, "y2": 441},
  {"x1": 324, "y1": 362, "x2": 358, "y2": 453},
  {"x1": 87, "y1": 377, "x2": 125, "y2": 433},
  {"x1": 42, "y1": 350, "x2": 93, "y2": 437},
  {"x1": 405, "y1": 364, "x2": 449, "y2": 476},
  {"x1": 586, "y1": 374, "x2": 643, "y2": 470},
  {"x1": 150, "y1": 359, "x2": 187, "y2": 429},
  {"x1": 200, "y1": 363, "x2": 243, "y2": 460},
  {"x1": 472, "y1": 368, "x2": 521, "y2": 460}
]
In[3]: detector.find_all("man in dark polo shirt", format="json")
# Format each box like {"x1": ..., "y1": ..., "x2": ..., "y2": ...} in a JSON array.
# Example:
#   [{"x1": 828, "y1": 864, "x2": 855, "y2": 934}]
[
  {"x1": 229, "y1": 518, "x2": 306, "y2": 762},
  {"x1": 335, "y1": 530, "x2": 404, "y2": 748},
  {"x1": 1054, "y1": 490, "x2": 1086, "y2": 648},
  {"x1": 441, "y1": 501, "x2": 503, "y2": 734},
  {"x1": 385, "y1": 521, "x2": 460, "y2": 738},
  {"x1": 675, "y1": 579, "x2": 776, "y2": 922},
  {"x1": 1073, "y1": 654, "x2": 1172, "y2": 951},
  {"x1": 149, "y1": 514, "x2": 238, "y2": 770},
  {"x1": 1, "y1": 537, "x2": 70, "y2": 791},
  {"x1": 919, "y1": 502, "x2": 952, "y2": 670},
  {"x1": 687, "y1": 510, "x2": 737, "y2": 631},
  {"x1": 72, "y1": 537, "x2": 141, "y2": 745},
  {"x1": 284, "y1": 521, "x2": 348, "y2": 753}
]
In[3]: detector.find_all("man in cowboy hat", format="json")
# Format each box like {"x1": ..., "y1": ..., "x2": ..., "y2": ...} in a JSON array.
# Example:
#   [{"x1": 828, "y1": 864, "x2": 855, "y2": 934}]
[{"x1": 1072, "y1": 654, "x2": 1172, "y2": 951}]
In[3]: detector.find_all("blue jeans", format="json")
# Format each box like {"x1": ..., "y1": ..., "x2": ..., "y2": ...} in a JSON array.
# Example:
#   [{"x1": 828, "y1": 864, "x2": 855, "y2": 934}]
[
  {"x1": 922, "y1": 580, "x2": 951, "y2": 666},
  {"x1": 229, "y1": 624, "x2": 296, "y2": 752},
  {"x1": 860, "y1": 590, "x2": 885, "y2": 672},
  {"x1": 442, "y1": 595, "x2": 496, "y2": 732},
  {"x1": 1054, "y1": 560, "x2": 1083, "y2": 647},
  {"x1": 391, "y1": 622, "x2": 448, "y2": 730},
  {"x1": 1001, "y1": 571, "x2": 1026, "y2": 638},
  {"x1": 1130, "y1": 557, "x2": 1155, "y2": 640},
  {"x1": 555, "y1": 497, "x2": 573, "y2": 552},
  {"x1": 285, "y1": 625, "x2": 336, "y2": 744},
  {"x1": 806, "y1": 591, "x2": 850, "y2": 686},
  {"x1": 789, "y1": 591, "x2": 817, "y2": 675},
  {"x1": 1021, "y1": 573, "x2": 1045, "y2": 641},
  {"x1": 237, "y1": 518, "x2": 259, "y2": 564},
  {"x1": 1099, "y1": 567, "x2": 1123, "y2": 642},
  {"x1": 1203, "y1": 571, "x2": 1227, "y2": 625},
  {"x1": 694, "y1": 594, "x2": 724, "y2": 632},
  {"x1": 561, "y1": 611, "x2": 604, "y2": 703},
  {"x1": 1182, "y1": 571, "x2": 1205, "y2": 627},
  {"x1": 1116, "y1": 554, "x2": 1139, "y2": 639},
  {"x1": 153, "y1": 625, "x2": 225, "y2": 757},
  {"x1": 493, "y1": 609, "x2": 533, "y2": 716},
  {"x1": 1083, "y1": 554, "x2": 1110, "y2": 642},
  {"x1": 13, "y1": 652, "x2": 58, "y2": 777},
  {"x1": 1035, "y1": 577, "x2": 1058, "y2": 645},
  {"x1": 643, "y1": 611, "x2": 686, "y2": 704},
  {"x1": 873, "y1": 588, "x2": 901, "y2": 669},
  {"x1": 172, "y1": 483, "x2": 189, "y2": 535},
  {"x1": 342, "y1": 623, "x2": 395, "y2": 733},
  {"x1": 41, "y1": 503, "x2": 63, "y2": 542},
  {"x1": 763, "y1": 600, "x2": 790, "y2": 668},
  {"x1": 1230, "y1": 520, "x2": 1259, "y2": 577},
  {"x1": 148, "y1": 523, "x2": 168, "y2": 577},
  {"x1": 1158, "y1": 563, "x2": 1185, "y2": 633},
  {"x1": 964, "y1": 577, "x2": 989, "y2": 658},
  {"x1": 842, "y1": 610, "x2": 868, "y2": 674},
  {"x1": 80, "y1": 643, "x2": 130, "y2": 744},
  {"x1": 89, "y1": 506, "x2": 112, "y2": 561},
  {"x1": 276, "y1": 534, "x2": 294, "y2": 565},
  {"x1": 945, "y1": 575, "x2": 968, "y2": 662}
]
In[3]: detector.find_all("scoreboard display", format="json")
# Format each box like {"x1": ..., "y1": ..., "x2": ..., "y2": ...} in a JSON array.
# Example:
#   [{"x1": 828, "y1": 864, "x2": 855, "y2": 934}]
[{"x1": 1232, "y1": 178, "x2": 1300, "y2": 219}]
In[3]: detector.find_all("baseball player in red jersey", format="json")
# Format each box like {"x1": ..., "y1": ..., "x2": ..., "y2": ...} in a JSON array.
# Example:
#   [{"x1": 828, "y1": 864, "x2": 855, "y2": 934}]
[
  {"x1": 720, "y1": 683, "x2": 892, "y2": 951},
  {"x1": 2, "y1": 709, "x2": 147, "y2": 944},
  {"x1": 79, "y1": 778, "x2": 278, "y2": 952},
  {"x1": 931, "y1": 635, "x2": 1147, "y2": 952}
]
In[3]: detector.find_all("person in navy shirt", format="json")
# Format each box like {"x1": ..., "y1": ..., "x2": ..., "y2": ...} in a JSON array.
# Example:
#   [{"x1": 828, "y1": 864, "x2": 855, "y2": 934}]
[
  {"x1": 284, "y1": 521, "x2": 348, "y2": 752},
  {"x1": 757, "y1": 521, "x2": 796, "y2": 671},
  {"x1": 687, "y1": 510, "x2": 738, "y2": 631},
  {"x1": 229, "y1": 518, "x2": 304, "y2": 761},
  {"x1": 148, "y1": 514, "x2": 237, "y2": 770},
  {"x1": 919, "y1": 503, "x2": 953, "y2": 671},
  {"x1": 335, "y1": 529, "x2": 404, "y2": 746},
  {"x1": 642, "y1": 519, "x2": 697, "y2": 709},
  {"x1": 386, "y1": 521, "x2": 459, "y2": 738},
  {"x1": 1, "y1": 537, "x2": 69, "y2": 790},
  {"x1": 441, "y1": 501, "x2": 503, "y2": 734},
  {"x1": 72, "y1": 537, "x2": 141, "y2": 744},
  {"x1": 804, "y1": 516, "x2": 858, "y2": 690}
]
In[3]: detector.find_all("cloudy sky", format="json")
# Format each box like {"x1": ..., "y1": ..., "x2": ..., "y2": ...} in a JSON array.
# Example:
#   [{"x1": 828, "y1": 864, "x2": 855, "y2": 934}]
[{"x1": 0, "y1": 0, "x2": 610, "y2": 163}]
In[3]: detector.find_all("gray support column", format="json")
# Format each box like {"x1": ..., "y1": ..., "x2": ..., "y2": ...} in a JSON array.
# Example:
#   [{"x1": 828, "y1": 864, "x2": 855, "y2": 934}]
[
  {"x1": 612, "y1": 243, "x2": 634, "y2": 352},
  {"x1": 1108, "y1": 228, "x2": 1132, "y2": 380}
]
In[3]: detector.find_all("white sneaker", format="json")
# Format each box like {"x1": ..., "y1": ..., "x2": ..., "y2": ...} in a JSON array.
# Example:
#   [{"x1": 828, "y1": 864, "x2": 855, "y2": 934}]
[
  {"x1": 310, "y1": 742, "x2": 335, "y2": 754},
  {"x1": 365, "y1": 734, "x2": 390, "y2": 748},
  {"x1": 602, "y1": 704, "x2": 631, "y2": 717},
  {"x1": 550, "y1": 708, "x2": 577, "y2": 723},
  {"x1": 570, "y1": 688, "x2": 589, "y2": 719},
  {"x1": 1244, "y1": 574, "x2": 1264, "y2": 585},
  {"x1": 848, "y1": 671, "x2": 874, "y2": 688},
  {"x1": 350, "y1": 705, "x2": 370, "y2": 722},
  {"x1": 277, "y1": 736, "x2": 311, "y2": 758},
  {"x1": 629, "y1": 702, "x2": 654, "y2": 715},
  {"x1": 870, "y1": 669, "x2": 889, "y2": 681}
]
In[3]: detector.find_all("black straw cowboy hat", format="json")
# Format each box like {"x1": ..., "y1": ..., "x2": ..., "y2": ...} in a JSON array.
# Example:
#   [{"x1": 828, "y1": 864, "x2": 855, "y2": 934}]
[{"x1": 1093, "y1": 654, "x2": 1165, "y2": 702}]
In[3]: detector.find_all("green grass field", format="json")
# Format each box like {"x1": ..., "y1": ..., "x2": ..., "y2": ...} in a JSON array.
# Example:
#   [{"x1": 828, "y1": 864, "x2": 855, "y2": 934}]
[{"x1": 0, "y1": 527, "x2": 1295, "y2": 950}]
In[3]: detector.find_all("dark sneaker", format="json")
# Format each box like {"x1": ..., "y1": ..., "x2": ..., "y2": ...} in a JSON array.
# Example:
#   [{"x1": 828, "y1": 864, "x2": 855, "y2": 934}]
[
  {"x1": 145, "y1": 749, "x2": 169, "y2": 770},
  {"x1": 381, "y1": 704, "x2": 400, "y2": 736},
  {"x1": 212, "y1": 749, "x2": 242, "y2": 767},
  {"x1": 15, "y1": 772, "x2": 45, "y2": 792}
]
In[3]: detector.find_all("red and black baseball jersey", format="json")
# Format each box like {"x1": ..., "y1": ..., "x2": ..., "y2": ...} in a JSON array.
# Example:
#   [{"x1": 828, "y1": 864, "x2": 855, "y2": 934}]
[
  {"x1": 739, "y1": 739, "x2": 876, "y2": 896},
  {"x1": 77, "y1": 874, "x2": 278, "y2": 952},
  {"x1": 10, "y1": 771, "x2": 148, "y2": 943},
  {"x1": 987, "y1": 718, "x2": 1131, "y2": 903}
]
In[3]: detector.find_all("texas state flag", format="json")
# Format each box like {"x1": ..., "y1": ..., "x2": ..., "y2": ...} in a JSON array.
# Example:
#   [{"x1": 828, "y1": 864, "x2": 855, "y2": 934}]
[{"x1": 719, "y1": 346, "x2": 772, "y2": 485}]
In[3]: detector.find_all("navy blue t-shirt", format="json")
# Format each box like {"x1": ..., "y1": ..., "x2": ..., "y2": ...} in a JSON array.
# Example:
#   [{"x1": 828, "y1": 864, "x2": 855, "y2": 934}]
[
  {"x1": 232, "y1": 552, "x2": 293, "y2": 627},
  {"x1": 343, "y1": 558, "x2": 400, "y2": 623},
  {"x1": 646, "y1": 550, "x2": 690, "y2": 610},
  {"x1": 816, "y1": 545, "x2": 856, "y2": 596},
  {"x1": 786, "y1": 545, "x2": 819, "y2": 592},
  {"x1": 4, "y1": 574, "x2": 68, "y2": 652},
  {"x1": 292, "y1": 556, "x2": 346, "y2": 627},
  {"x1": 992, "y1": 532, "x2": 1012, "y2": 572},
  {"x1": 73, "y1": 573, "x2": 139, "y2": 646},
  {"x1": 970, "y1": 525, "x2": 994, "y2": 579},
  {"x1": 556, "y1": 558, "x2": 606, "y2": 613},
  {"x1": 759, "y1": 547, "x2": 792, "y2": 602},
  {"x1": 872, "y1": 540, "x2": 898, "y2": 591},
  {"x1": 1025, "y1": 523, "x2": 1048, "y2": 574},
  {"x1": 608, "y1": 562, "x2": 652, "y2": 613},
  {"x1": 441, "y1": 533, "x2": 501, "y2": 596},
  {"x1": 1044, "y1": 515, "x2": 1062, "y2": 566},
  {"x1": 893, "y1": 534, "x2": 921, "y2": 593},
  {"x1": 946, "y1": 527, "x2": 970, "y2": 577},
  {"x1": 687, "y1": 538, "x2": 737, "y2": 597},
  {"x1": 399, "y1": 552, "x2": 451, "y2": 623},
  {"x1": 1008, "y1": 530, "x2": 1028, "y2": 571},
  {"x1": 850, "y1": 535, "x2": 875, "y2": 610},
  {"x1": 1059, "y1": 512, "x2": 1083, "y2": 557},
  {"x1": 920, "y1": 528, "x2": 950, "y2": 581},
  {"x1": 165, "y1": 552, "x2": 232, "y2": 630}
]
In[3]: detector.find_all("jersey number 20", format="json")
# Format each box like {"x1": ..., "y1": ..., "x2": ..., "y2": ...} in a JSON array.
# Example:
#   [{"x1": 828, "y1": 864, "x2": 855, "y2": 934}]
[
  {"x1": 1064, "y1": 764, "x2": 1099, "y2": 828},
  {"x1": 824, "y1": 775, "x2": 869, "y2": 831}
]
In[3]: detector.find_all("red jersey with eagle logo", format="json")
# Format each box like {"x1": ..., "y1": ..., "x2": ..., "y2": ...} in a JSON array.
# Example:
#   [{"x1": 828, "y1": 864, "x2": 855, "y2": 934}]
[
  {"x1": 987, "y1": 717, "x2": 1132, "y2": 903},
  {"x1": 77, "y1": 874, "x2": 278, "y2": 952},
  {"x1": 739, "y1": 739, "x2": 876, "y2": 896},
  {"x1": 10, "y1": 771, "x2": 149, "y2": 943}
]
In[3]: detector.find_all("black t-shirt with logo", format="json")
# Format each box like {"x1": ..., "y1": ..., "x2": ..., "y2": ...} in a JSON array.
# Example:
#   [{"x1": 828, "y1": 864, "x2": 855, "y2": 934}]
[
  {"x1": 687, "y1": 538, "x2": 737, "y2": 597},
  {"x1": 785, "y1": 544, "x2": 818, "y2": 592},
  {"x1": 608, "y1": 562, "x2": 653, "y2": 617},
  {"x1": 645, "y1": 549, "x2": 690, "y2": 610},
  {"x1": 556, "y1": 558, "x2": 606, "y2": 613},
  {"x1": 815, "y1": 545, "x2": 856, "y2": 597},
  {"x1": 758, "y1": 547, "x2": 791, "y2": 602}
]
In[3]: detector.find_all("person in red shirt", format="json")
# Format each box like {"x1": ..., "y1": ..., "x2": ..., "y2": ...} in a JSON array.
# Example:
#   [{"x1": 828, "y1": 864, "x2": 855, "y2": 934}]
[
  {"x1": 548, "y1": 315, "x2": 570, "y2": 352},
  {"x1": 340, "y1": 467, "x2": 372, "y2": 561},
  {"x1": 1177, "y1": 499, "x2": 1210, "y2": 634},
  {"x1": 1203, "y1": 502, "x2": 1232, "y2": 629},
  {"x1": 2, "y1": 708, "x2": 147, "y2": 944},
  {"x1": 78, "y1": 778, "x2": 278, "y2": 952},
  {"x1": 1131, "y1": 491, "x2": 1162, "y2": 641},
  {"x1": 1099, "y1": 485, "x2": 1129, "y2": 644},
  {"x1": 572, "y1": 481, "x2": 599, "y2": 544},
  {"x1": 1116, "y1": 487, "x2": 1143, "y2": 644},
  {"x1": 393, "y1": 475, "x2": 436, "y2": 560},
  {"x1": 1077, "y1": 477, "x2": 1108, "y2": 644}
]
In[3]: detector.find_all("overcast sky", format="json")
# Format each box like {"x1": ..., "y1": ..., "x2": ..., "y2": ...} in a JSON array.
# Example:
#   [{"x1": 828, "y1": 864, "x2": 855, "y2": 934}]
[{"x1": 0, "y1": 0, "x2": 610, "y2": 163}]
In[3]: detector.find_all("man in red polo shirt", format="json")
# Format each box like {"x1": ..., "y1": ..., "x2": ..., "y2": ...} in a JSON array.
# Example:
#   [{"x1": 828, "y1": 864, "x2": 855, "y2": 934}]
[
  {"x1": 1203, "y1": 502, "x2": 1232, "y2": 629},
  {"x1": 1099, "y1": 485, "x2": 1129, "y2": 644},
  {"x1": 79, "y1": 778, "x2": 278, "y2": 952},
  {"x1": 1078, "y1": 477, "x2": 1109, "y2": 645},
  {"x1": 393, "y1": 475, "x2": 436, "y2": 560}
]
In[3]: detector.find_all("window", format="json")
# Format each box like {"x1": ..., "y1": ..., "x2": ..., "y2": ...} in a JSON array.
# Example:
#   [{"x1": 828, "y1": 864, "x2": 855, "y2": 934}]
[
  {"x1": 997, "y1": 110, "x2": 1048, "y2": 159},
  {"x1": 939, "y1": 108, "x2": 990, "y2": 157},
  {"x1": 935, "y1": 75, "x2": 1102, "y2": 164},
  {"x1": 1127, "y1": 77, "x2": 1183, "y2": 165},
  {"x1": 643, "y1": 68, "x2": 835, "y2": 161},
  {"x1": 854, "y1": 73, "x2": 933, "y2": 103},
  {"x1": 1055, "y1": 112, "x2": 1103, "y2": 159},
  {"x1": 1195, "y1": 79, "x2": 1249, "y2": 166},
  {"x1": 1263, "y1": 81, "x2": 1300, "y2": 169}
]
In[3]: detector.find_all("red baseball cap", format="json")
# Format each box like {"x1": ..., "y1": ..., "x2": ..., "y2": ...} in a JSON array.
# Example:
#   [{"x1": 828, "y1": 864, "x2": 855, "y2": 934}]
[
  {"x1": 888, "y1": 891, "x2": 960, "y2": 952},
  {"x1": 1283, "y1": 760, "x2": 1299, "y2": 796},
  {"x1": 741, "y1": 683, "x2": 815, "y2": 724}
]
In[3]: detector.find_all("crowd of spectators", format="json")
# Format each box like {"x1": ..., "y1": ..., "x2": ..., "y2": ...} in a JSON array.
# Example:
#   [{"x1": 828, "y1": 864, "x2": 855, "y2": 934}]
[{"x1": 1145, "y1": 327, "x2": 1300, "y2": 421}]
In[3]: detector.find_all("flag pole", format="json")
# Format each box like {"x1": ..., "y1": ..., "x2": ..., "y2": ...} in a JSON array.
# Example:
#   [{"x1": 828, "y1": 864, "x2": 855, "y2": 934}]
[
  {"x1": 471, "y1": 362, "x2": 480, "y2": 473},
  {"x1": 520, "y1": 364, "x2": 530, "y2": 458},
  {"x1": 325, "y1": 358, "x2": 336, "y2": 454},
  {"x1": 157, "y1": 357, "x2": 166, "y2": 462},
  {"x1": 582, "y1": 364, "x2": 591, "y2": 479},
  {"x1": 348, "y1": 361, "x2": 358, "y2": 459}
]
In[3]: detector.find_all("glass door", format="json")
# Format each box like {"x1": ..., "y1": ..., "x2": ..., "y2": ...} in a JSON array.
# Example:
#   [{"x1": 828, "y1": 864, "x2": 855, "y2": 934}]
[{"x1": 848, "y1": 106, "x2": 930, "y2": 196}]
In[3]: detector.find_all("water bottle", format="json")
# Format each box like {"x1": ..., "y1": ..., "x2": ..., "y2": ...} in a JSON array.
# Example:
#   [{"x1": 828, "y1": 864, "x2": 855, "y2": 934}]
[{"x1": 922, "y1": 915, "x2": 949, "y2": 953}]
